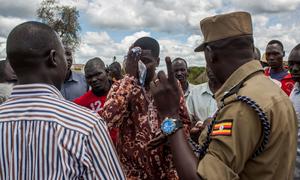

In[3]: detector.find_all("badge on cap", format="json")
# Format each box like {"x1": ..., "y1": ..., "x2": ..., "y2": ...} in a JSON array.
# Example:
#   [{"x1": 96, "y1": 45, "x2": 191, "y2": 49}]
[{"x1": 212, "y1": 119, "x2": 233, "y2": 136}]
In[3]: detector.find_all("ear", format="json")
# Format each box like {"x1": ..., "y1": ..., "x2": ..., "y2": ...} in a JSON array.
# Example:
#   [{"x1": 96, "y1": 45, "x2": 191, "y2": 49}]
[
  {"x1": 48, "y1": 49, "x2": 58, "y2": 67},
  {"x1": 283, "y1": 51, "x2": 285, "y2": 57}
]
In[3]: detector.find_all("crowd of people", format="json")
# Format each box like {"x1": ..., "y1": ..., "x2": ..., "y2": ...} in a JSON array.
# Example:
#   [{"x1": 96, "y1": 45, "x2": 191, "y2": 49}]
[{"x1": 0, "y1": 10, "x2": 299, "y2": 179}]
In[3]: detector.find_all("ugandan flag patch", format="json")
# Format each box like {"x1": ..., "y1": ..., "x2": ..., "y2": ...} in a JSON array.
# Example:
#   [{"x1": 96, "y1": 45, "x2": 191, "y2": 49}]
[{"x1": 211, "y1": 119, "x2": 233, "y2": 136}]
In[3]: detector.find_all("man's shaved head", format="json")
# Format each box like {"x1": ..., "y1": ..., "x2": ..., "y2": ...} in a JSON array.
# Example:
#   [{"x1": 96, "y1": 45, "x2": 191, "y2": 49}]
[
  {"x1": 172, "y1": 57, "x2": 188, "y2": 68},
  {"x1": 6, "y1": 21, "x2": 63, "y2": 72},
  {"x1": 6, "y1": 21, "x2": 67, "y2": 89},
  {"x1": 85, "y1": 57, "x2": 106, "y2": 71},
  {"x1": 84, "y1": 57, "x2": 110, "y2": 94}
]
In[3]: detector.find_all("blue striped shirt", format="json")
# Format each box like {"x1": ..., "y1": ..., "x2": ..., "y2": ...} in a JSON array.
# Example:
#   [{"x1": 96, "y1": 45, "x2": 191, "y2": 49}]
[{"x1": 0, "y1": 84, "x2": 125, "y2": 180}]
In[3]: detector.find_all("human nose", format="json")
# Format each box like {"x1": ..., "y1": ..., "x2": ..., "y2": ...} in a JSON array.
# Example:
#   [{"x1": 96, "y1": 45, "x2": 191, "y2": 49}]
[
  {"x1": 268, "y1": 55, "x2": 275, "y2": 61},
  {"x1": 176, "y1": 71, "x2": 183, "y2": 75},
  {"x1": 91, "y1": 76, "x2": 98, "y2": 82}
]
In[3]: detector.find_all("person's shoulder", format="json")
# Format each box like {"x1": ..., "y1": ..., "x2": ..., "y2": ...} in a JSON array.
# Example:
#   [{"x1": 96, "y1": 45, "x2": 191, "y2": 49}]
[
  {"x1": 50, "y1": 97, "x2": 105, "y2": 135},
  {"x1": 73, "y1": 90, "x2": 93, "y2": 104},
  {"x1": 72, "y1": 71, "x2": 86, "y2": 81},
  {"x1": 282, "y1": 72, "x2": 294, "y2": 80},
  {"x1": 111, "y1": 75, "x2": 140, "y2": 90},
  {"x1": 190, "y1": 82, "x2": 210, "y2": 94},
  {"x1": 72, "y1": 70, "x2": 85, "y2": 76},
  {"x1": 241, "y1": 73, "x2": 292, "y2": 110}
]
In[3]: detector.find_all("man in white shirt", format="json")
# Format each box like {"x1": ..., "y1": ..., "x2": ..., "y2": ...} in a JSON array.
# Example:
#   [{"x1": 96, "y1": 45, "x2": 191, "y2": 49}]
[
  {"x1": 171, "y1": 57, "x2": 193, "y2": 100},
  {"x1": 288, "y1": 43, "x2": 300, "y2": 178},
  {"x1": 186, "y1": 82, "x2": 216, "y2": 123},
  {"x1": 172, "y1": 58, "x2": 217, "y2": 124}
]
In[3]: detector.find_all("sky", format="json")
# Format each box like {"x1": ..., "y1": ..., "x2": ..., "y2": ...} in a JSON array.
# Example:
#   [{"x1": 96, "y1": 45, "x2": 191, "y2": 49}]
[{"x1": 0, "y1": 0, "x2": 300, "y2": 70}]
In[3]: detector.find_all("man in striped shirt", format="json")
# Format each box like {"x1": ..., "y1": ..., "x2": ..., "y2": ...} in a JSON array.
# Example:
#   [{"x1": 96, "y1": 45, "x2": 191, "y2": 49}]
[{"x1": 0, "y1": 21, "x2": 125, "y2": 179}]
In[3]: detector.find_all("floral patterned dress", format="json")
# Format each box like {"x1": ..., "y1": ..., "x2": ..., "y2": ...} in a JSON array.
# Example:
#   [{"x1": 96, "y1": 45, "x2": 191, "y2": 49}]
[{"x1": 100, "y1": 75, "x2": 190, "y2": 179}]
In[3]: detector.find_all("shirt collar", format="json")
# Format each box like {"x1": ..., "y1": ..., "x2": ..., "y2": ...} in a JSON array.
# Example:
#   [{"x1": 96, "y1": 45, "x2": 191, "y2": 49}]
[
  {"x1": 198, "y1": 82, "x2": 213, "y2": 96},
  {"x1": 10, "y1": 83, "x2": 64, "y2": 99},
  {"x1": 214, "y1": 60, "x2": 263, "y2": 105},
  {"x1": 293, "y1": 82, "x2": 300, "y2": 94},
  {"x1": 184, "y1": 83, "x2": 192, "y2": 98},
  {"x1": 66, "y1": 71, "x2": 79, "y2": 82}
]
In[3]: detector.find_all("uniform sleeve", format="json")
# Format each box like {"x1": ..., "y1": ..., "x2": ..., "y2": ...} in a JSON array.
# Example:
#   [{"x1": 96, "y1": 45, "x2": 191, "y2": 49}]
[
  {"x1": 99, "y1": 75, "x2": 138, "y2": 128},
  {"x1": 82, "y1": 118, "x2": 125, "y2": 179},
  {"x1": 197, "y1": 101, "x2": 261, "y2": 179}
]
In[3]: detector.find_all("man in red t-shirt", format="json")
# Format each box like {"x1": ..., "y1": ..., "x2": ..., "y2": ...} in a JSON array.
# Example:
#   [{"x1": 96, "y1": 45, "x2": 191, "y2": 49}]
[
  {"x1": 74, "y1": 57, "x2": 118, "y2": 144},
  {"x1": 264, "y1": 40, "x2": 294, "y2": 95}
]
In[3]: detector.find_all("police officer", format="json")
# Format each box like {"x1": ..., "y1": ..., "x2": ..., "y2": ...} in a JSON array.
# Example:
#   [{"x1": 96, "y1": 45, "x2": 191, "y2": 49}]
[{"x1": 149, "y1": 11, "x2": 297, "y2": 179}]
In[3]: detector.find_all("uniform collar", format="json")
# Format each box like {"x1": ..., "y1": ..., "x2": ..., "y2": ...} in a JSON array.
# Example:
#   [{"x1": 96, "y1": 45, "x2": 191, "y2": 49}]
[
  {"x1": 214, "y1": 60, "x2": 263, "y2": 107},
  {"x1": 10, "y1": 83, "x2": 64, "y2": 99}
]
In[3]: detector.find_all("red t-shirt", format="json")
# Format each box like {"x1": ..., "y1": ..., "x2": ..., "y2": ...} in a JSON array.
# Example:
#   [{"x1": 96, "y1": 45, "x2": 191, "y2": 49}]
[
  {"x1": 74, "y1": 90, "x2": 118, "y2": 144},
  {"x1": 264, "y1": 67, "x2": 295, "y2": 96}
]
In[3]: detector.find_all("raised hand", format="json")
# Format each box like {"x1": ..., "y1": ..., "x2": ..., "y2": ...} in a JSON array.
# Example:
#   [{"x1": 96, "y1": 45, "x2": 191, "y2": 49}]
[
  {"x1": 125, "y1": 46, "x2": 140, "y2": 79},
  {"x1": 150, "y1": 56, "x2": 180, "y2": 119}
]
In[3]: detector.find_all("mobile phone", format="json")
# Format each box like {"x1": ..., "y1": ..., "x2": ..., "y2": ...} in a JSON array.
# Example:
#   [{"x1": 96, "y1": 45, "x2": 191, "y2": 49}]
[{"x1": 131, "y1": 47, "x2": 147, "y2": 86}]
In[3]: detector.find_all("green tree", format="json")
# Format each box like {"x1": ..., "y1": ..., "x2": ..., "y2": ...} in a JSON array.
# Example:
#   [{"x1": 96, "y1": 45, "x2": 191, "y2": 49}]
[
  {"x1": 37, "y1": 0, "x2": 81, "y2": 50},
  {"x1": 187, "y1": 66, "x2": 206, "y2": 85}
]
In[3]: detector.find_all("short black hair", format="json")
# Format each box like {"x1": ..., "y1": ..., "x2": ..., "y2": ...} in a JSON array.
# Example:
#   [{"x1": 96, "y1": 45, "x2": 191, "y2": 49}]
[
  {"x1": 109, "y1": 61, "x2": 121, "y2": 71},
  {"x1": 267, "y1": 40, "x2": 284, "y2": 50},
  {"x1": 172, "y1": 57, "x2": 188, "y2": 68},
  {"x1": 85, "y1": 57, "x2": 105, "y2": 71},
  {"x1": 133, "y1": 37, "x2": 160, "y2": 58},
  {"x1": 290, "y1": 43, "x2": 300, "y2": 56}
]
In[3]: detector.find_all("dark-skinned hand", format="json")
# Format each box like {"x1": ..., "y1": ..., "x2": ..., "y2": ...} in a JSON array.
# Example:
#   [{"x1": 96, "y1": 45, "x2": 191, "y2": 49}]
[
  {"x1": 125, "y1": 45, "x2": 140, "y2": 79},
  {"x1": 146, "y1": 57, "x2": 181, "y2": 150},
  {"x1": 146, "y1": 132, "x2": 167, "y2": 151},
  {"x1": 150, "y1": 56, "x2": 181, "y2": 118}
]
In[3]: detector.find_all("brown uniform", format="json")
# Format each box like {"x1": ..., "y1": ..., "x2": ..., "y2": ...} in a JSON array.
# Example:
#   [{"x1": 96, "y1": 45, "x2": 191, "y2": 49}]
[{"x1": 197, "y1": 60, "x2": 298, "y2": 179}]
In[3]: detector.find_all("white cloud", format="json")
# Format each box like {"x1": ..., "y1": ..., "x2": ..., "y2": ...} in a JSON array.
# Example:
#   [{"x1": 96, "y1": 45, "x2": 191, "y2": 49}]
[
  {"x1": 74, "y1": 31, "x2": 152, "y2": 65},
  {"x1": 74, "y1": 30, "x2": 205, "y2": 70},
  {"x1": 0, "y1": 36, "x2": 6, "y2": 60},
  {"x1": 158, "y1": 37, "x2": 205, "y2": 70},
  {"x1": 1, "y1": 0, "x2": 300, "y2": 70},
  {"x1": 229, "y1": 0, "x2": 300, "y2": 13},
  {"x1": 121, "y1": 31, "x2": 150, "y2": 45},
  {"x1": 0, "y1": 16, "x2": 28, "y2": 59},
  {"x1": 83, "y1": 0, "x2": 222, "y2": 33},
  {"x1": 0, "y1": 0, "x2": 39, "y2": 18},
  {"x1": 254, "y1": 23, "x2": 300, "y2": 58},
  {"x1": 0, "y1": 16, "x2": 28, "y2": 37}
]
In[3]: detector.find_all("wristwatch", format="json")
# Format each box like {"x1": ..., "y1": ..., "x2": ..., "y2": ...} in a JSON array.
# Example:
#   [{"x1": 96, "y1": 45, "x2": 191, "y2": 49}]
[{"x1": 160, "y1": 117, "x2": 183, "y2": 135}]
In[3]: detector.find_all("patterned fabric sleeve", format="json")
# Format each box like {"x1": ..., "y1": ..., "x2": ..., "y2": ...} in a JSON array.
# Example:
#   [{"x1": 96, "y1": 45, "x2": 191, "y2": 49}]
[{"x1": 100, "y1": 75, "x2": 137, "y2": 128}]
